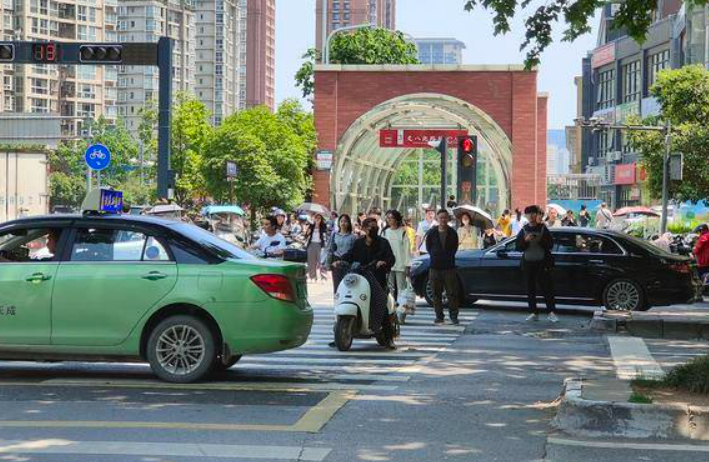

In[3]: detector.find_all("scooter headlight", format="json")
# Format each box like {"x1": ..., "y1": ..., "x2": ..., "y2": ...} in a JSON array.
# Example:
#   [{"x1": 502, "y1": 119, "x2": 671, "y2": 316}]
[{"x1": 344, "y1": 275, "x2": 357, "y2": 288}]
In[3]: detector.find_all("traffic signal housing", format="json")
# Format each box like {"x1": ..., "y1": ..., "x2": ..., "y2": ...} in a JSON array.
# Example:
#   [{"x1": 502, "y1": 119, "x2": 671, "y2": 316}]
[
  {"x1": 0, "y1": 43, "x2": 14, "y2": 62},
  {"x1": 79, "y1": 44, "x2": 122, "y2": 63},
  {"x1": 457, "y1": 135, "x2": 478, "y2": 206}
]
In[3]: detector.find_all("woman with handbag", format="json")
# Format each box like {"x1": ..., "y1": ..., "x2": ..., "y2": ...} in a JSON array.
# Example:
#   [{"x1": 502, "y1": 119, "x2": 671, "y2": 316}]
[
  {"x1": 328, "y1": 214, "x2": 357, "y2": 293},
  {"x1": 516, "y1": 205, "x2": 558, "y2": 323}
]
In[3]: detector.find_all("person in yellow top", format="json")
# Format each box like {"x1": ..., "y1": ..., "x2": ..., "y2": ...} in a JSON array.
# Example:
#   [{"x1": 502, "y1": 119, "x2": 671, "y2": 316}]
[
  {"x1": 497, "y1": 209, "x2": 512, "y2": 237},
  {"x1": 457, "y1": 212, "x2": 479, "y2": 250},
  {"x1": 404, "y1": 218, "x2": 417, "y2": 253}
]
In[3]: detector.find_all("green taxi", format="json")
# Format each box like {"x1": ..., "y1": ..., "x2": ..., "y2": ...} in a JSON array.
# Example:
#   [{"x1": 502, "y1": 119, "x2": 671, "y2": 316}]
[{"x1": 0, "y1": 209, "x2": 313, "y2": 383}]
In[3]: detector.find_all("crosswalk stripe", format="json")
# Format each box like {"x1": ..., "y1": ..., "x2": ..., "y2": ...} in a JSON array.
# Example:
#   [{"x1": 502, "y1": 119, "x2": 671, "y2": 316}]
[
  {"x1": 607, "y1": 336, "x2": 665, "y2": 380},
  {"x1": 0, "y1": 440, "x2": 332, "y2": 461},
  {"x1": 241, "y1": 357, "x2": 415, "y2": 365},
  {"x1": 271, "y1": 349, "x2": 430, "y2": 358},
  {"x1": 234, "y1": 364, "x2": 409, "y2": 373}
]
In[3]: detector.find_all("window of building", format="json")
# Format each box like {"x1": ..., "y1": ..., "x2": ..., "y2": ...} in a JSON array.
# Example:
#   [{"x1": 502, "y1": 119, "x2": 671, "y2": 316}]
[
  {"x1": 146, "y1": 19, "x2": 158, "y2": 31},
  {"x1": 647, "y1": 49, "x2": 670, "y2": 90},
  {"x1": 30, "y1": 98, "x2": 49, "y2": 113},
  {"x1": 597, "y1": 130, "x2": 614, "y2": 161},
  {"x1": 595, "y1": 68, "x2": 615, "y2": 110},
  {"x1": 77, "y1": 5, "x2": 88, "y2": 21},
  {"x1": 621, "y1": 60, "x2": 641, "y2": 103}
]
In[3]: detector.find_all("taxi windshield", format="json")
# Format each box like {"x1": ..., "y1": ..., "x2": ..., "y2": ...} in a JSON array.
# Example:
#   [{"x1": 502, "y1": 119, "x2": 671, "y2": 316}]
[{"x1": 171, "y1": 223, "x2": 256, "y2": 261}]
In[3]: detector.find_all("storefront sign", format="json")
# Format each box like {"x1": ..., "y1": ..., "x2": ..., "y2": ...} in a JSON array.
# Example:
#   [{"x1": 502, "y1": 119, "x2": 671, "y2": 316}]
[
  {"x1": 316, "y1": 150, "x2": 333, "y2": 171},
  {"x1": 615, "y1": 163, "x2": 637, "y2": 185},
  {"x1": 592, "y1": 42, "x2": 616, "y2": 68},
  {"x1": 616, "y1": 101, "x2": 640, "y2": 123},
  {"x1": 592, "y1": 107, "x2": 616, "y2": 124},
  {"x1": 641, "y1": 97, "x2": 661, "y2": 117},
  {"x1": 379, "y1": 129, "x2": 468, "y2": 148}
]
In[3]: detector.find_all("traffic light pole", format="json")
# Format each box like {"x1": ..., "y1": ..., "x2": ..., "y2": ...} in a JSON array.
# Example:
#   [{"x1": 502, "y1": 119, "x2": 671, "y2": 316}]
[{"x1": 157, "y1": 37, "x2": 172, "y2": 200}]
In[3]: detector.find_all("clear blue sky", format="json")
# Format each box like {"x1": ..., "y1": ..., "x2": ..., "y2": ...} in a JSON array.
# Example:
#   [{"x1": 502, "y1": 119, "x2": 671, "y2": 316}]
[{"x1": 275, "y1": 0, "x2": 600, "y2": 129}]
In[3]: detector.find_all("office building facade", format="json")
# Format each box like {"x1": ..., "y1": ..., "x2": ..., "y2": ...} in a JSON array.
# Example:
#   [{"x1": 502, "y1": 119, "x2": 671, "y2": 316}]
[
  {"x1": 578, "y1": 0, "x2": 684, "y2": 208},
  {"x1": 1, "y1": 0, "x2": 119, "y2": 135},
  {"x1": 415, "y1": 38, "x2": 465, "y2": 65},
  {"x1": 315, "y1": 0, "x2": 396, "y2": 53}
]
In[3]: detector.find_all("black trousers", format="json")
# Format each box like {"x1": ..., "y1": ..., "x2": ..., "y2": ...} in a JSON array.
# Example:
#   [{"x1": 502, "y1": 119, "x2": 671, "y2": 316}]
[
  {"x1": 523, "y1": 261, "x2": 556, "y2": 314},
  {"x1": 430, "y1": 268, "x2": 460, "y2": 321},
  {"x1": 331, "y1": 264, "x2": 346, "y2": 294}
]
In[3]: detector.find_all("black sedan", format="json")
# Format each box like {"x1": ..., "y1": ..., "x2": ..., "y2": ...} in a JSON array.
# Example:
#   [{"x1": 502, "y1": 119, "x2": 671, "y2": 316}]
[{"x1": 410, "y1": 228, "x2": 702, "y2": 312}]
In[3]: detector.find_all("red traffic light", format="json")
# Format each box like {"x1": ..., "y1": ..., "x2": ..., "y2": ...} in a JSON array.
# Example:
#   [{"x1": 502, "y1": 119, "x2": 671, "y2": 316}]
[{"x1": 462, "y1": 138, "x2": 475, "y2": 153}]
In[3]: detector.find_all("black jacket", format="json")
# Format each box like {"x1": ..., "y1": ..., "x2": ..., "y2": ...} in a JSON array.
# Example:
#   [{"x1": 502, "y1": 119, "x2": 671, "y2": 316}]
[
  {"x1": 342, "y1": 236, "x2": 396, "y2": 289},
  {"x1": 425, "y1": 225, "x2": 459, "y2": 271},
  {"x1": 516, "y1": 223, "x2": 554, "y2": 266}
]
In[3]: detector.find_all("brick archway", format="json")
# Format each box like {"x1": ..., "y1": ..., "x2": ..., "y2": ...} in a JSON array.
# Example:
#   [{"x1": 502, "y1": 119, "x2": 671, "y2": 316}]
[{"x1": 313, "y1": 65, "x2": 548, "y2": 213}]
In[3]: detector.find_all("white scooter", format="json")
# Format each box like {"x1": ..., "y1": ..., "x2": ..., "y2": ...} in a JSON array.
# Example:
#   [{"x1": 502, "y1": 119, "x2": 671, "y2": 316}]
[{"x1": 333, "y1": 262, "x2": 399, "y2": 351}]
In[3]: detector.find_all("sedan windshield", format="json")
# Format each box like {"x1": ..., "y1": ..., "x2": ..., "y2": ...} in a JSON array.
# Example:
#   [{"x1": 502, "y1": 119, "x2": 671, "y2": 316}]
[{"x1": 171, "y1": 223, "x2": 256, "y2": 261}]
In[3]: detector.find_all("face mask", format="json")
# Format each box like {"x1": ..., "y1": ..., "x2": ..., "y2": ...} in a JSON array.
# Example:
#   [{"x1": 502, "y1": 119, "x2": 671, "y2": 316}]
[{"x1": 368, "y1": 227, "x2": 379, "y2": 238}]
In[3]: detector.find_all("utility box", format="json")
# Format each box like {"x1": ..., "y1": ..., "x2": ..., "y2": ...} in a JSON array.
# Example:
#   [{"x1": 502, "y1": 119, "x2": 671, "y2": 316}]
[{"x1": 0, "y1": 148, "x2": 49, "y2": 223}]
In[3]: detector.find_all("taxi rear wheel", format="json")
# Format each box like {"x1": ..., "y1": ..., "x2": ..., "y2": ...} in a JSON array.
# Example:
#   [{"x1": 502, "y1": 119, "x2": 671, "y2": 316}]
[{"x1": 147, "y1": 316, "x2": 217, "y2": 383}]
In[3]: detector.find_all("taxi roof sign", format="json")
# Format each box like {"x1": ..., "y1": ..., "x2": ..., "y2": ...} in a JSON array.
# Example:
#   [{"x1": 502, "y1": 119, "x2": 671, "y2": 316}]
[{"x1": 81, "y1": 188, "x2": 124, "y2": 215}]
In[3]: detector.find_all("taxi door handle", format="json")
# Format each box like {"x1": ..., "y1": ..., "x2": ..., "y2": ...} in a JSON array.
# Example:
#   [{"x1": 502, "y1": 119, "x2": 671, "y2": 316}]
[
  {"x1": 26, "y1": 273, "x2": 52, "y2": 283},
  {"x1": 142, "y1": 271, "x2": 168, "y2": 281}
]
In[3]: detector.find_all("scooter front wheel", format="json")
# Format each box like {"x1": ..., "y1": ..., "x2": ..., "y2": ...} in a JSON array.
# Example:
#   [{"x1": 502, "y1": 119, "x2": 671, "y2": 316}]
[{"x1": 334, "y1": 316, "x2": 355, "y2": 351}]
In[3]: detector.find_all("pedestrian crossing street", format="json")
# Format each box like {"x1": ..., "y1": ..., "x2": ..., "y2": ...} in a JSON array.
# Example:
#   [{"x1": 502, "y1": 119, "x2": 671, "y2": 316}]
[{"x1": 234, "y1": 297, "x2": 478, "y2": 390}]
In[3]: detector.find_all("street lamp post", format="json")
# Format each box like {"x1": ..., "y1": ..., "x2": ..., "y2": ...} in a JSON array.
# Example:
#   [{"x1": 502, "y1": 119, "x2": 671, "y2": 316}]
[{"x1": 575, "y1": 118, "x2": 673, "y2": 233}]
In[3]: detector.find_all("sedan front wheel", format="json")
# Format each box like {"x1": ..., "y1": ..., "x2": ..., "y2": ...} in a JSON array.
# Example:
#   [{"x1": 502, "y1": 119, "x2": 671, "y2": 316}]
[{"x1": 603, "y1": 279, "x2": 646, "y2": 312}]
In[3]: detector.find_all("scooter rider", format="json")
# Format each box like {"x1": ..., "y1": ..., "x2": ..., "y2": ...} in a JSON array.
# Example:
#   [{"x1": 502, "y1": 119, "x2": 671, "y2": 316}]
[{"x1": 335, "y1": 217, "x2": 397, "y2": 349}]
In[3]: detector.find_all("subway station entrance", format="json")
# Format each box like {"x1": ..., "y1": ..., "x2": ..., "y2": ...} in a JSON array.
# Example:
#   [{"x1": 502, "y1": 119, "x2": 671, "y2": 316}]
[{"x1": 313, "y1": 65, "x2": 549, "y2": 217}]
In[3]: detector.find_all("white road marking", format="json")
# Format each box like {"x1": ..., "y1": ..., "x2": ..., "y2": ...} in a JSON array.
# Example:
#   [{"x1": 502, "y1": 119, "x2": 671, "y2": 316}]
[
  {"x1": 607, "y1": 336, "x2": 665, "y2": 380},
  {"x1": 0, "y1": 440, "x2": 332, "y2": 461},
  {"x1": 240, "y1": 356, "x2": 415, "y2": 365},
  {"x1": 548, "y1": 437, "x2": 709, "y2": 453}
]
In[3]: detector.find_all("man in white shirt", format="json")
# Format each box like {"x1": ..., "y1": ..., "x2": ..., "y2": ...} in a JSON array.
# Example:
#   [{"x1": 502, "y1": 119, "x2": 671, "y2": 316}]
[
  {"x1": 595, "y1": 202, "x2": 613, "y2": 229},
  {"x1": 251, "y1": 216, "x2": 286, "y2": 257},
  {"x1": 415, "y1": 207, "x2": 438, "y2": 255},
  {"x1": 510, "y1": 208, "x2": 529, "y2": 236}
]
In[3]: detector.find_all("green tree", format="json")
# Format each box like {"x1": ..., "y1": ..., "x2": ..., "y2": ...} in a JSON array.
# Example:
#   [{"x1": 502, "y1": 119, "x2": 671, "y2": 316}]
[
  {"x1": 202, "y1": 103, "x2": 312, "y2": 215},
  {"x1": 463, "y1": 0, "x2": 709, "y2": 68},
  {"x1": 49, "y1": 117, "x2": 138, "y2": 207},
  {"x1": 628, "y1": 65, "x2": 709, "y2": 202},
  {"x1": 295, "y1": 28, "x2": 419, "y2": 98},
  {"x1": 171, "y1": 92, "x2": 213, "y2": 206}
]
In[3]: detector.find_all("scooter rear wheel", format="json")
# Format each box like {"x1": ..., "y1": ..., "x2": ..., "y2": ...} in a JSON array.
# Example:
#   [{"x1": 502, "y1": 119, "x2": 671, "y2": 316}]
[{"x1": 335, "y1": 316, "x2": 355, "y2": 351}]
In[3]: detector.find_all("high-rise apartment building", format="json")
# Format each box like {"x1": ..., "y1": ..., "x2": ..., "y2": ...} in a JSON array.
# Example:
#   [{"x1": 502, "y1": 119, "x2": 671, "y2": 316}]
[
  {"x1": 117, "y1": 0, "x2": 194, "y2": 131},
  {"x1": 194, "y1": 0, "x2": 242, "y2": 124},
  {"x1": 315, "y1": 0, "x2": 396, "y2": 53},
  {"x1": 415, "y1": 38, "x2": 465, "y2": 65},
  {"x1": 2, "y1": 0, "x2": 119, "y2": 135},
  {"x1": 245, "y1": 0, "x2": 274, "y2": 109}
]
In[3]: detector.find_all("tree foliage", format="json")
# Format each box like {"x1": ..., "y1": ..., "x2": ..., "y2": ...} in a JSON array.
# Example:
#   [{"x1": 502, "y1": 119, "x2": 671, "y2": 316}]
[
  {"x1": 171, "y1": 92, "x2": 213, "y2": 206},
  {"x1": 295, "y1": 28, "x2": 419, "y2": 98},
  {"x1": 628, "y1": 65, "x2": 709, "y2": 202},
  {"x1": 49, "y1": 117, "x2": 139, "y2": 207},
  {"x1": 202, "y1": 101, "x2": 315, "y2": 212},
  {"x1": 462, "y1": 0, "x2": 707, "y2": 68}
]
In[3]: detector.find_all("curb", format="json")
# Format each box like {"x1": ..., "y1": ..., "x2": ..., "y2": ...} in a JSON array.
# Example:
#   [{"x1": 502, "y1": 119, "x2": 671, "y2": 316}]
[
  {"x1": 589, "y1": 310, "x2": 709, "y2": 340},
  {"x1": 552, "y1": 378, "x2": 709, "y2": 441}
]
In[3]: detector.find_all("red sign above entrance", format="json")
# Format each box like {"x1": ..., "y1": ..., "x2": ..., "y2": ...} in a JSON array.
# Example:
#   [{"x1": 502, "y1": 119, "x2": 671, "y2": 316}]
[{"x1": 379, "y1": 129, "x2": 469, "y2": 148}]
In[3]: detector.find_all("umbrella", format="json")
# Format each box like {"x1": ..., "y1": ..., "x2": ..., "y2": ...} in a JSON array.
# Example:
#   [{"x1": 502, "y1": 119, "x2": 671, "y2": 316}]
[
  {"x1": 546, "y1": 204, "x2": 567, "y2": 215},
  {"x1": 296, "y1": 202, "x2": 330, "y2": 216},
  {"x1": 453, "y1": 205, "x2": 494, "y2": 229},
  {"x1": 613, "y1": 206, "x2": 660, "y2": 217},
  {"x1": 148, "y1": 204, "x2": 184, "y2": 214},
  {"x1": 201, "y1": 205, "x2": 245, "y2": 216}
]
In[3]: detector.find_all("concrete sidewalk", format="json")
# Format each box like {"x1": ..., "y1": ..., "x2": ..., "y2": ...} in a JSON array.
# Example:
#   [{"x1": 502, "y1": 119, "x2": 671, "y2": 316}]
[{"x1": 591, "y1": 301, "x2": 709, "y2": 340}]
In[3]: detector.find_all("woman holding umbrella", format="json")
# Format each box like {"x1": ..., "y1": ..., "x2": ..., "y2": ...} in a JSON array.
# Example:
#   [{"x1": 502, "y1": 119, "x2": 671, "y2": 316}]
[
  {"x1": 305, "y1": 213, "x2": 328, "y2": 282},
  {"x1": 457, "y1": 212, "x2": 479, "y2": 250}
]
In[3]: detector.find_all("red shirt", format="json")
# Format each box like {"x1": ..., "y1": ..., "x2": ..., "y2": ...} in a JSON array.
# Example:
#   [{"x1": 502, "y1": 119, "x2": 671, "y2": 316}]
[{"x1": 694, "y1": 232, "x2": 709, "y2": 268}]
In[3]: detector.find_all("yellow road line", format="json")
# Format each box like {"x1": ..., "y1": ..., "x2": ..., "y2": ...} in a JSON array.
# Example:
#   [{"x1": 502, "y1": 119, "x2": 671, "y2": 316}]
[{"x1": 0, "y1": 390, "x2": 355, "y2": 434}]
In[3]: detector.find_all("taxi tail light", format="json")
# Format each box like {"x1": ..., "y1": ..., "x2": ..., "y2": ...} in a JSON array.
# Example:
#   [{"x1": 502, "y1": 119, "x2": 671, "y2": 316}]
[{"x1": 251, "y1": 274, "x2": 296, "y2": 303}]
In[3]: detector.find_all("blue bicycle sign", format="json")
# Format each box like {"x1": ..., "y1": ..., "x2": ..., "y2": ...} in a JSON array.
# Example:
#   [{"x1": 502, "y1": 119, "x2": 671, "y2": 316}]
[{"x1": 85, "y1": 144, "x2": 111, "y2": 171}]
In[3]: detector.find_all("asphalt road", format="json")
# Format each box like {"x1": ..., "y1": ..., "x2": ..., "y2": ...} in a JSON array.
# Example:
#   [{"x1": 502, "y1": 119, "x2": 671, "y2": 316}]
[{"x1": 0, "y1": 283, "x2": 708, "y2": 461}]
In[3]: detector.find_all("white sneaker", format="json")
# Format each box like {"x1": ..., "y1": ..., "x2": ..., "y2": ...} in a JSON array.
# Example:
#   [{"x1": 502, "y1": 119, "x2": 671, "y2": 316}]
[
  {"x1": 526, "y1": 313, "x2": 539, "y2": 322},
  {"x1": 547, "y1": 312, "x2": 559, "y2": 323}
]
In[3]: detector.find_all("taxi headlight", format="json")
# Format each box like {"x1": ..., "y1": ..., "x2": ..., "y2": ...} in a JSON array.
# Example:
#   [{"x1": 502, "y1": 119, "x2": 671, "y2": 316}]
[{"x1": 344, "y1": 275, "x2": 358, "y2": 288}]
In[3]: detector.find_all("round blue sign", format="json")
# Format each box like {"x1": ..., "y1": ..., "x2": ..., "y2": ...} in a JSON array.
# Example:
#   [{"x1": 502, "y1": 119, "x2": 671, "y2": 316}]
[{"x1": 85, "y1": 144, "x2": 111, "y2": 171}]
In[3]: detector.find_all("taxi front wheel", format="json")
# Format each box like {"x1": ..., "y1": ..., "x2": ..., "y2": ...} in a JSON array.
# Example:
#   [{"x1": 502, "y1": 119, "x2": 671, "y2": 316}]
[{"x1": 147, "y1": 315, "x2": 217, "y2": 383}]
